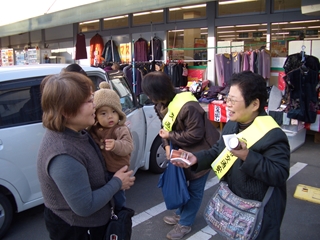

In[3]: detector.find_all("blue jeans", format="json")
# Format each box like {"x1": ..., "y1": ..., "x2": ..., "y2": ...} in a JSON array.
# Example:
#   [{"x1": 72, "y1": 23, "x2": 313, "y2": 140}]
[
  {"x1": 175, "y1": 171, "x2": 210, "y2": 226},
  {"x1": 108, "y1": 171, "x2": 126, "y2": 212}
]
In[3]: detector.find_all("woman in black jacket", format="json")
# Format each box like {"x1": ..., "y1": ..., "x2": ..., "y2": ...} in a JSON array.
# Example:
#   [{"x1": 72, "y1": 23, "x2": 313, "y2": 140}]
[{"x1": 173, "y1": 71, "x2": 290, "y2": 240}]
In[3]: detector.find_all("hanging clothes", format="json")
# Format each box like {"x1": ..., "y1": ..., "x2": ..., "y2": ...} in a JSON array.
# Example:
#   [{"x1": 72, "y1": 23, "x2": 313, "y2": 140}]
[
  {"x1": 89, "y1": 33, "x2": 104, "y2": 66},
  {"x1": 123, "y1": 62, "x2": 163, "y2": 95},
  {"x1": 102, "y1": 39, "x2": 121, "y2": 63},
  {"x1": 259, "y1": 49, "x2": 271, "y2": 79},
  {"x1": 75, "y1": 33, "x2": 87, "y2": 60},
  {"x1": 149, "y1": 36, "x2": 163, "y2": 61},
  {"x1": 164, "y1": 63, "x2": 188, "y2": 87},
  {"x1": 134, "y1": 38, "x2": 148, "y2": 62},
  {"x1": 283, "y1": 52, "x2": 320, "y2": 123},
  {"x1": 231, "y1": 52, "x2": 241, "y2": 74},
  {"x1": 215, "y1": 53, "x2": 232, "y2": 87}
]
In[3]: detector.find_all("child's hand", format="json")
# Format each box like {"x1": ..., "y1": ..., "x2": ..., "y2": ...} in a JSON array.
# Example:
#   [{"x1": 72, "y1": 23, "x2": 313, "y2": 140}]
[{"x1": 105, "y1": 139, "x2": 115, "y2": 151}]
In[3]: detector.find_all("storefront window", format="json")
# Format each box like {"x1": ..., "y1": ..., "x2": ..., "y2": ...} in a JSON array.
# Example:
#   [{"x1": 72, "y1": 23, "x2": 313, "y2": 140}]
[
  {"x1": 216, "y1": 24, "x2": 267, "y2": 52},
  {"x1": 132, "y1": 10, "x2": 163, "y2": 26},
  {"x1": 273, "y1": 0, "x2": 300, "y2": 12},
  {"x1": 218, "y1": 0, "x2": 266, "y2": 16},
  {"x1": 79, "y1": 20, "x2": 99, "y2": 33},
  {"x1": 271, "y1": 20, "x2": 320, "y2": 57},
  {"x1": 167, "y1": 28, "x2": 208, "y2": 65},
  {"x1": 168, "y1": 4, "x2": 206, "y2": 22},
  {"x1": 104, "y1": 15, "x2": 128, "y2": 29}
]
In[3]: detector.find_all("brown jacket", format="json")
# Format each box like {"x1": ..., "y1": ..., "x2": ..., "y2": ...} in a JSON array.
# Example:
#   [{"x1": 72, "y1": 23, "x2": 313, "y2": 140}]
[
  {"x1": 89, "y1": 124, "x2": 133, "y2": 172},
  {"x1": 155, "y1": 99, "x2": 220, "y2": 180}
]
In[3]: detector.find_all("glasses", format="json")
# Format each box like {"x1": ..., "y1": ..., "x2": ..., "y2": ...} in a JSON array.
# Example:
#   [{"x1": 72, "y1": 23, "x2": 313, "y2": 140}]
[{"x1": 224, "y1": 96, "x2": 243, "y2": 105}]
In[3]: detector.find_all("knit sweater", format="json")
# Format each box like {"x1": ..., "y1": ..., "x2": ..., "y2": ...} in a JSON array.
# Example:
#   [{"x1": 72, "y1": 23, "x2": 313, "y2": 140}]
[{"x1": 37, "y1": 128, "x2": 115, "y2": 227}]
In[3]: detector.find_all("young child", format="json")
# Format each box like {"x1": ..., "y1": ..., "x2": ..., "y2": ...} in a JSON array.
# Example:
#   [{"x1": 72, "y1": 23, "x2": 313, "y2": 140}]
[{"x1": 89, "y1": 82, "x2": 134, "y2": 211}]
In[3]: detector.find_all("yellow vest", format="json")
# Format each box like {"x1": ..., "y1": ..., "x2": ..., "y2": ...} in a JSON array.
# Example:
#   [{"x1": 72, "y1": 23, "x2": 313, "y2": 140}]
[
  {"x1": 212, "y1": 116, "x2": 279, "y2": 179},
  {"x1": 162, "y1": 92, "x2": 198, "y2": 131}
]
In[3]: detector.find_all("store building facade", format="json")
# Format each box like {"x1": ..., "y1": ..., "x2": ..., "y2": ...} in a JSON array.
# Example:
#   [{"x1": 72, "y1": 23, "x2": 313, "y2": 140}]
[{"x1": 0, "y1": 0, "x2": 319, "y2": 85}]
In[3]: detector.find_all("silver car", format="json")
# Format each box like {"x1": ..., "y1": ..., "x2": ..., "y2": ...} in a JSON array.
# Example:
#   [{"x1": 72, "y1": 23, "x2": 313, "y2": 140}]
[{"x1": 0, "y1": 64, "x2": 166, "y2": 238}]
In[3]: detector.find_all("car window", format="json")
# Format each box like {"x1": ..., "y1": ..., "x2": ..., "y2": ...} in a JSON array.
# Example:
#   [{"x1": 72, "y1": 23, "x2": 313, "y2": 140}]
[
  {"x1": 0, "y1": 78, "x2": 43, "y2": 128},
  {"x1": 87, "y1": 75, "x2": 105, "y2": 90},
  {"x1": 109, "y1": 77, "x2": 135, "y2": 114}
]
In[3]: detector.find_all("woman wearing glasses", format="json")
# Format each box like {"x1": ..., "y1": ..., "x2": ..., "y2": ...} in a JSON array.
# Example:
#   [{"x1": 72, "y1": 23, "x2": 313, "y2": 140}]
[
  {"x1": 37, "y1": 72, "x2": 135, "y2": 240},
  {"x1": 173, "y1": 71, "x2": 290, "y2": 240}
]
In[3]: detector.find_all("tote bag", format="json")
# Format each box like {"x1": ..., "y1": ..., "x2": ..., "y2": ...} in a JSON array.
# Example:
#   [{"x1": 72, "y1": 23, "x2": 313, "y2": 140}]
[{"x1": 157, "y1": 161, "x2": 190, "y2": 210}]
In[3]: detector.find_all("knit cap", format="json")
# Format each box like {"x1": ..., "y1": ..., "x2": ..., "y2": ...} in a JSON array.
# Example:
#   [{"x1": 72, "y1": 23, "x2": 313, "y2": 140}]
[{"x1": 94, "y1": 82, "x2": 126, "y2": 125}]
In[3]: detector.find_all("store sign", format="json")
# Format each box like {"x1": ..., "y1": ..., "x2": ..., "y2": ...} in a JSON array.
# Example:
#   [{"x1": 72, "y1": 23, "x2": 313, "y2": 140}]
[
  {"x1": 306, "y1": 30, "x2": 318, "y2": 35},
  {"x1": 119, "y1": 43, "x2": 131, "y2": 63},
  {"x1": 289, "y1": 30, "x2": 300, "y2": 36},
  {"x1": 238, "y1": 33, "x2": 248, "y2": 38},
  {"x1": 253, "y1": 32, "x2": 263, "y2": 38}
]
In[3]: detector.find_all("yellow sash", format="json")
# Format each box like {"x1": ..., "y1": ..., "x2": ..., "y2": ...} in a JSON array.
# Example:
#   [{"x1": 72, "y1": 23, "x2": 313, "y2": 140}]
[
  {"x1": 163, "y1": 92, "x2": 198, "y2": 131},
  {"x1": 211, "y1": 116, "x2": 280, "y2": 179}
]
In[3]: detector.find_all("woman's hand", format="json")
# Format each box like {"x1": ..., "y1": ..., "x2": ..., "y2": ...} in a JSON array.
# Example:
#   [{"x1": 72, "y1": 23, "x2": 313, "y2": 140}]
[
  {"x1": 159, "y1": 128, "x2": 169, "y2": 139},
  {"x1": 230, "y1": 141, "x2": 249, "y2": 161},
  {"x1": 114, "y1": 165, "x2": 135, "y2": 190},
  {"x1": 170, "y1": 150, "x2": 198, "y2": 168}
]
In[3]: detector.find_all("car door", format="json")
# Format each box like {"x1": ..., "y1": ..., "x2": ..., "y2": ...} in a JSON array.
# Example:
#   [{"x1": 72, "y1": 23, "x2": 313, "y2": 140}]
[{"x1": 0, "y1": 77, "x2": 44, "y2": 208}]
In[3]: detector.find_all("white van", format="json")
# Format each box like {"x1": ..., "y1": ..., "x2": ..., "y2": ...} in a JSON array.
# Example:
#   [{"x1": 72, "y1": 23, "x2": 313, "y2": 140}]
[{"x1": 0, "y1": 64, "x2": 166, "y2": 238}]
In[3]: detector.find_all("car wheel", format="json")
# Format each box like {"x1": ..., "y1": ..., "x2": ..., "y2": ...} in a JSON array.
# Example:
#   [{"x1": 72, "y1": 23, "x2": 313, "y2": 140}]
[
  {"x1": 149, "y1": 136, "x2": 167, "y2": 174},
  {"x1": 0, "y1": 193, "x2": 13, "y2": 239}
]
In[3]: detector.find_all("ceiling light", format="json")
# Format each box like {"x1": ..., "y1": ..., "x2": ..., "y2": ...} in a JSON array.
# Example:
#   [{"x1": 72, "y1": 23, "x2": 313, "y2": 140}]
[
  {"x1": 133, "y1": 12, "x2": 150, "y2": 16},
  {"x1": 169, "y1": 8, "x2": 181, "y2": 11},
  {"x1": 282, "y1": 27, "x2": 306, "y2": 30},
  {"x1": 201, "y1": 32, "x2": 208, "y2": 35},
  {"x1": 236, "y1": 24, "x2": 260, "y2": 27},
  {"x1": 290, "y1": 20, "x2": 320, "y2": 24},
  {"x1": 104, "y1": 15, "x2": 128, "y2": 21},
  {"x1": 219, "y1": 0, "x2": 258, "y2": 5},
  {"x1": 272, "y1": 22, "x2": 288, "y2": 25},
  {"x1": 217, "y1": 25, "x2": 235, "y2": 28},
  {"x1": 80, "y1": 20, "x2": 99, "y2": 25},
  {"x1": 151, "y1": 10, "x2": 163, "y2": 13},
  {"x1": 308, "y1": 26, "x2": 320, "y2": 29},
  {"x1": 182, "y1": 4, "x2": 206, "y2": 9},
  {"x1": 236, "y1": 30, "x2": 258, "y2": 32},
  {"x1": 217, "y1": 31, "x2": 235, "y2": 33},
  {"x1": 169, "y1": 29, "x2": 184, "y2": 32}
]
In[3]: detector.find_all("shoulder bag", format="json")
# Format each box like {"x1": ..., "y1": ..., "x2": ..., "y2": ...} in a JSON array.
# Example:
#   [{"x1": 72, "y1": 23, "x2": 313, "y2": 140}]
[
  {"x1": 104, "y1": 199, "x2": 135, "y2": 240},
  {"x1": 204, "y1": 181, "x2": 273, "y2": 240}
]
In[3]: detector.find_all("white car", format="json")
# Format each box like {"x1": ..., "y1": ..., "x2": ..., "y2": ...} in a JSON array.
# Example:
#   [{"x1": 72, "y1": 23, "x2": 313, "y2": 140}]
[{"x1": 0, "y1": 64, "x2": 166, "y2": 238}]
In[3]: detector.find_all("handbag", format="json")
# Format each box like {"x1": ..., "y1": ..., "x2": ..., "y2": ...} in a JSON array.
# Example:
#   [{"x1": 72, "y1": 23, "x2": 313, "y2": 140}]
[
  {"x1": 157, "y1": 161, "x2": 190, "y2": 210},
  {"x1": 104, "y1": 200, "x2": 135, "y2": 240},
  {"x1": 204, "y1": 181, "x2": 274, "y2": 240}
]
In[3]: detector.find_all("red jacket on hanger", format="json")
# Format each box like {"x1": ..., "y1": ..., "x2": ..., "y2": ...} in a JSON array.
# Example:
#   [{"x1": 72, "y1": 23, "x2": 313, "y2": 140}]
[{"x1": 90, "y1": 33, "x2": 104, "y2": 66}]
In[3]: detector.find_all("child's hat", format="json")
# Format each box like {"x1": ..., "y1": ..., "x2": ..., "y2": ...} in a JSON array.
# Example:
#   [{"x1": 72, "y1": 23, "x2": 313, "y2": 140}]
[{"x1": 94, "y1": 82, "x2": 126, "y2": 125}]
